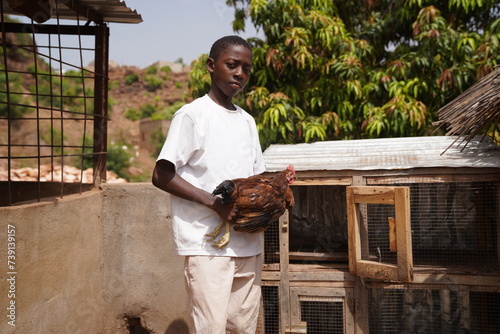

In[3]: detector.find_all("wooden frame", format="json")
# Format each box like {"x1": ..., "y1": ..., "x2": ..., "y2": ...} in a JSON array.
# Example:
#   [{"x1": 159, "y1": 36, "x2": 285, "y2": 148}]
[
  {"x1": 288, "y1": 286, "x2": 354, "y2": 334},
  {"x1": 347, "y1": 186, "x2": 413, "y2": 282}
]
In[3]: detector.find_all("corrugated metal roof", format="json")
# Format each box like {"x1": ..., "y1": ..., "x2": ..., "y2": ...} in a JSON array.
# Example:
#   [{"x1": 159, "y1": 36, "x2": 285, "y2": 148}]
[
  {"x1": 2, "y1": 0, "x2": 142, "y2": 24},
  {"x1": 263, "y1": 136, "x2": 500, "y2": 172}
]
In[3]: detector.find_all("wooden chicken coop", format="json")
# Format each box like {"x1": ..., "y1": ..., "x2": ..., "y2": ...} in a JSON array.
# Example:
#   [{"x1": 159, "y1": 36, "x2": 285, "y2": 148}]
[{"x1": 258, "y1": 136, "x2": 500, "y2": 334}]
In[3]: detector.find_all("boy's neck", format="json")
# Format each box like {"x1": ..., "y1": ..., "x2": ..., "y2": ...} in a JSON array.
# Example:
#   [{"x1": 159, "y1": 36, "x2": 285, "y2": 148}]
[{"x1": 208, "y1": 90, "x2": 236, "y2": 110}]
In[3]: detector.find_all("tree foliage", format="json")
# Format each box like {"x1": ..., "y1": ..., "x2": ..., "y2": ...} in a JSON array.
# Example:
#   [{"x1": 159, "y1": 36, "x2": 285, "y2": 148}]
[{"x1": 188, "y1": 0, "x2": 500, "y2": 148}]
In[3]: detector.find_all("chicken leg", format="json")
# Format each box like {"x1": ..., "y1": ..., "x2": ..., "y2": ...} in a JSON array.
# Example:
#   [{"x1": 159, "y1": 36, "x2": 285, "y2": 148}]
[{"x1": 205, "y1": 220, "x2": 230, "y2": 248}]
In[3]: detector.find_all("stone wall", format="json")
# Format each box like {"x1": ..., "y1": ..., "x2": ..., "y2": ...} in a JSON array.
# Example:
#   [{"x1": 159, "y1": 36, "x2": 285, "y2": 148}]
[{"x1": 0, "y1": 183, "x2": 189, "y2": 333}]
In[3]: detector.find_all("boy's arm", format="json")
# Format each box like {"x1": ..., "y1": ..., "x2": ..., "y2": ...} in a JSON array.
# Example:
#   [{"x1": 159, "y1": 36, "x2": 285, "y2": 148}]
[{"x1": 152, "y1": 159, "x2": 235, "y2": 221}]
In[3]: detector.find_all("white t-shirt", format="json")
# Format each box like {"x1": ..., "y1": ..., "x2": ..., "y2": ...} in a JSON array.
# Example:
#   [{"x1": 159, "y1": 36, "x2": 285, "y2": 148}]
[{"x1": 157, "y1": 95, "x2": 266, "y2": 256}]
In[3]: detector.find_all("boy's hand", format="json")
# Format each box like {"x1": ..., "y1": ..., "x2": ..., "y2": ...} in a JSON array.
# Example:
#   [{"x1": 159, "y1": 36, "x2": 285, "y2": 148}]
[{"x1": 211, "y1": 196, "x2": 238, "y2": 223}]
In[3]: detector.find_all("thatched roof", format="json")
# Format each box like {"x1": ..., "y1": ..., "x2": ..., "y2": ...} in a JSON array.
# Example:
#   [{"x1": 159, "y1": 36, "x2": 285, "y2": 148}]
[{"x1": 434, "y1": 66, "x2": 500, "y2": 151}]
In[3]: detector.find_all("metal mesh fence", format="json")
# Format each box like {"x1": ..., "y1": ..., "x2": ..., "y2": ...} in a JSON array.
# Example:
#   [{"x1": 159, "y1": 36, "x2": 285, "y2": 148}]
[
  {"x1": 368, "y1": 284, "x2": 500, "y2": 334},
  {"x1": 0, "y1": 12, "x2": 108, "y2": 205},
  {"x1": 259, "y1": 285, "x2": 280, "y2": 334},
  {"x1": 300, "y1": 298, "x2": 345, "y2": 334},
  {"x1": 366, "y1": 181, "x2": 499, "y2": 271}
]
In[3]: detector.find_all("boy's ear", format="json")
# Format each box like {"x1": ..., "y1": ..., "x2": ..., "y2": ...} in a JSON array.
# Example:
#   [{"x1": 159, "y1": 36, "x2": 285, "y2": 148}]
[{"x1": 206, "y1": 57, "x2": 215, "y2": 74}]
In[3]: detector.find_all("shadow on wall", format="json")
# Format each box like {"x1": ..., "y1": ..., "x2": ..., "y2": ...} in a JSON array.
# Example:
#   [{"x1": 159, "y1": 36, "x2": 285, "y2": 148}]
[{"x1": 165, "y1": 318, "x2": 190, "y2": 334}]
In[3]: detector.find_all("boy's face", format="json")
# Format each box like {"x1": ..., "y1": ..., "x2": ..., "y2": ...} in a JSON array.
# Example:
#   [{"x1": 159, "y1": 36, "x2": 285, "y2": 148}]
[{"x1": 207, "y1": 44, "x2": 253, "y2": 100}]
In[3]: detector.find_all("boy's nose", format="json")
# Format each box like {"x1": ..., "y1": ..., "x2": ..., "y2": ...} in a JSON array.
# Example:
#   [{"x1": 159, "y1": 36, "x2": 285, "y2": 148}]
[{"x1": 234, "y1": 66, "x2": 244, "y2": 78}]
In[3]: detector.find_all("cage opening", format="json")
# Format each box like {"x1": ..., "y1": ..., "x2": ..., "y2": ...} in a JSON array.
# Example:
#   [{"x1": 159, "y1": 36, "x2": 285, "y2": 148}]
[{"x1": 300, "y1": 300, "x2": 344, "y2": 334}]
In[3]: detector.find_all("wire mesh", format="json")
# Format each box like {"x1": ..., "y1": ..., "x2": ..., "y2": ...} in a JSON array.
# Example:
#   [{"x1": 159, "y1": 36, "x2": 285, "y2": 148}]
[
  {"x1": 0, "y1": 12, "x2": 106, "y2": 205},
  {"x1": 366, "y1": 181, "x2": 499, "y2": 271},
  {"x1": 368, "y1": 284, "x2": 500, "y2": 334},
  {"x1": 259, "y1": 285, "x2": 280, "y2": 334},
  {"x1": 300, "y1": 298, "x2": 345, "y2": 334},
  {"x1": 264, "y1": 219, "x2": 280, "y2": 265}
]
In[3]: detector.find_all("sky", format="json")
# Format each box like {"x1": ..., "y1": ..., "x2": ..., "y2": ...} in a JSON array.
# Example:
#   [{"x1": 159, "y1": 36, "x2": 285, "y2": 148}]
[{"x1": 107, "y1": 0, "x2": 264, "y2": 68}]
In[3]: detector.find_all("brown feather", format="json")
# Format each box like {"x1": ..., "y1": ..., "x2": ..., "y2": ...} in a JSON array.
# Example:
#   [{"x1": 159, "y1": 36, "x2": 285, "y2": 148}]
[{"x1": 212, "y1": 167, "x2": 296, "y2": 234}]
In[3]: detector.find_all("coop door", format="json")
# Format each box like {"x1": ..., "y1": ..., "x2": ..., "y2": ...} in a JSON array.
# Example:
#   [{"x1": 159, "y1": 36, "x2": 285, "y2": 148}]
[
  {"x1": 346, "y1": 186, "x2": 413, "y2": 282},
  {"x1": 288, "y1": 287, "x2": 354, "y2": 334}
]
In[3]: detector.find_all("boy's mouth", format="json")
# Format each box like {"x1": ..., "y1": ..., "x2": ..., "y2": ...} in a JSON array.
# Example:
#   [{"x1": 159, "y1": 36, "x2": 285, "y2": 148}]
[{"x1": 229, "y1": 81, "x2": 241, "y2": 88}]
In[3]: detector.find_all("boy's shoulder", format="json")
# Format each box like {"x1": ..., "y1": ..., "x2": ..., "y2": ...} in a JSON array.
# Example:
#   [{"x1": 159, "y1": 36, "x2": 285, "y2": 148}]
[{"x1": 177, "y1": 95, "x2": 209, "y2": 113}]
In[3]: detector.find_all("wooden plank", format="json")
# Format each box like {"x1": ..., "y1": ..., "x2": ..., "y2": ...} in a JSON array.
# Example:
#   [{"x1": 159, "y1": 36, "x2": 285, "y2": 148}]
[
  {"x1": 346, "y1": 186, "x2": 360, "y2": 275},
  {"x1": 351, "y1": 186, "x2": 396, "y2": 204},
  {"x1": 368, "y1": 274, "x2": 500, "y2": 287},
  {"x1": 458, "y1": 287, "x2": 471, "y2": 331},
  {"x1": 354, "y1": 276, "x2": 369, "y2": 334},
  {"x1": 263, "y1": 263, "x2": 280, "y2": 271},
  {"x1": 357, "y1": 260, "x2": 399, "y2": 281},
  {"x1": 289, "y1": 251, "x2": 348, "y2": 262},
  {"x1": 261, "y1": 271, "x2": 281, "y2": 281},
  {"x1": 388, "y1": 217, "x2": 397, "y2": 252},
  {"x1": 279, "y1": 212, "x2": 291, "y2": 333},
  {"x1": 345, "y1": 288, "x2": 355, "y2": 334},
  {"x1": 395, "y1": 187, "x2": 413, "y2": 282},
  {"x1": 367, "y1": 172, "x2": 500, "y2": 185},
  {"x1": 289, "y1": 287, "x2": 302, "y2": 328},
  {"x1": 288, "y1": 271, "x2": 355, "y2": 282},
  {"x1": 293, "y1": 177, "x2": 351, "y2": 186},
  {"x1": 441, "y1": 289, "x2": 451, "y2": 333},
  {"x1": 289, "y1": 263, "x2": 350, "y2": 271},
  {"x1": 289, "y1": 281, "x2": 355, "y2": 288}
]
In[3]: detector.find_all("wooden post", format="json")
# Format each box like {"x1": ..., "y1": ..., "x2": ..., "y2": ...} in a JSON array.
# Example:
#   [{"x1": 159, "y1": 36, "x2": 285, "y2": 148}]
[
  {"x1": 280, "y1": 211, "x2": 291, "y2": 333},
  {"x1": 93, "y1": 23, "x2": 109, "y2": 186},
  {"x1": 440, "y1": 289, "x2": 451, "y2": 333},
  {"x1": 352, "y1": 176, "x2": 369, "y2": 334}
]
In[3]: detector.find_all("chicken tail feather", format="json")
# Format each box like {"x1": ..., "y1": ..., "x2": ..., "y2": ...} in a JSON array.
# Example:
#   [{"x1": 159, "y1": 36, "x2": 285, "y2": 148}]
[{"x1": 233, "y1": 217, "x2": 277, "y2": 234}]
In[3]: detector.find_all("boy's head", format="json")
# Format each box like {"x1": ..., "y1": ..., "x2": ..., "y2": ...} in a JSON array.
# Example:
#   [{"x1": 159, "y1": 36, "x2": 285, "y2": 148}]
[
  {"x1": 209, "y1": 35, "x2": 252, "y2": 61},
  {"x1": 206, "y1": 36, "x2": 253, "y2": 104}
]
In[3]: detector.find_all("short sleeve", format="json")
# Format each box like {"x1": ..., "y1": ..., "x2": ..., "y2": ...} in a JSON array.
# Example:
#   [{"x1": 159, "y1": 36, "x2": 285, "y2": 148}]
[{"x1": 156, "y1": 111, "x2": 200, "y2": 170}]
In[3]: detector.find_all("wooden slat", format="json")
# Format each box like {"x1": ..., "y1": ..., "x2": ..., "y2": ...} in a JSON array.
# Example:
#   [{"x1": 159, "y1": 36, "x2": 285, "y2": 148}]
[
  {"x1": 293, "y1": 177, "x2": 351, "y2": 186},
  {"x1": 289, "y1": 251, "x2": 348, "y2": 262},
  {"x1": 395, "y1": 187, "x2": 413, "y2": 282},
  {"x1": 279, "y1": 212, "x2": 291, "y2": 332},
  {"x1": 347, "y1": 186, "x2": 360, "y2": 275},
  {"x1": 388, "y1": 217, "x2": 397, "y2": 252},
  {"x1": 351, "y1": 186, "x2": 396, "y2": 204},
  {"x1": 288, "y1": 271, "x2": 355, "y2": 282},
  {"x1": 368, "y1": 172, "x2": 500, "y2": 185},
  {"x1": 367, "y1": 273, "x2": 500, "y2": 287},
  {"x1": 357, "y1": 260, "x2": 399, "y2": 281}
]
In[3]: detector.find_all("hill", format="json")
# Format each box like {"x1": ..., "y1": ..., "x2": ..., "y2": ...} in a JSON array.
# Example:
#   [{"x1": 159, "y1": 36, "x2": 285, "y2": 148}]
[
  {"x1": 0, "y1": 57, "x2": 191, "y2": 182},
  {"x1": 105, "y1": 61, "x2": 191, "y2": 181}
]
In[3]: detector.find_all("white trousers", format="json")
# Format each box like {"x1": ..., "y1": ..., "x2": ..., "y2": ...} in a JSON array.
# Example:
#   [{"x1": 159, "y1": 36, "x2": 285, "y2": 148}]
[{"x1": 184, "y1": 254, "x2": 262, "y2": 334}]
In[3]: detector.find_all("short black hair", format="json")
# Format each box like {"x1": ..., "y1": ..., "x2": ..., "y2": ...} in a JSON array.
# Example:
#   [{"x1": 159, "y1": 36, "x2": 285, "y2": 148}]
[{"x1": 209, "y1": 35, "x2": 252, "y2": 60}]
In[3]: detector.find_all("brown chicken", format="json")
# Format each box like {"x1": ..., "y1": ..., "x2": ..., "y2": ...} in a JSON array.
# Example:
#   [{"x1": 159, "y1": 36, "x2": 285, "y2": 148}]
[{"x1": 205, "y1": 165, "x2": 296, "y2": 248}]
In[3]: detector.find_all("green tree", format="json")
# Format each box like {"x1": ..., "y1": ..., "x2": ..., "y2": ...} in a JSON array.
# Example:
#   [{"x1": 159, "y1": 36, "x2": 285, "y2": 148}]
[{"x1": 188, "y1": 0, "x2": 500, "y2": 148}]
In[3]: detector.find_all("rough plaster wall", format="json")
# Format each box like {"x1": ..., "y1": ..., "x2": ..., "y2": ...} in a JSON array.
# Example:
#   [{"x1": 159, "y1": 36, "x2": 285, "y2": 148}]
[
  {"x1": 0, "y1": 190, "x2": 107, "y2": 334},
  {"x1": 101, "y1": 183, "x2": 190, "y2": 334}
]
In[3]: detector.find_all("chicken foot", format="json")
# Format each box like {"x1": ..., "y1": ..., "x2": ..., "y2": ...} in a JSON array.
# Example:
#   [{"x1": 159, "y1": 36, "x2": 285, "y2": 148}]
[{"x1": 204, "y1": 220, "x2": 230, "y2": 248}]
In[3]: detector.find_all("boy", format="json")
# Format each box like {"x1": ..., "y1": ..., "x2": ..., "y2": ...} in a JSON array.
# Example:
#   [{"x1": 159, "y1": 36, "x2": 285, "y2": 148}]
[{"x1": 152, "y1": 36, "x2": 265, "y2": 334}]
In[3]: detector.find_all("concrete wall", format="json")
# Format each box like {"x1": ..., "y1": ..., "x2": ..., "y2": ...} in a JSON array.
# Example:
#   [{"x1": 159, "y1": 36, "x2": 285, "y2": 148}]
[
  {"x1": 101, "y1": 183, "x2": 190, "y2": 333},
  {"x1": 0, "y1": 183, "x2": 190, "y2": 334}
]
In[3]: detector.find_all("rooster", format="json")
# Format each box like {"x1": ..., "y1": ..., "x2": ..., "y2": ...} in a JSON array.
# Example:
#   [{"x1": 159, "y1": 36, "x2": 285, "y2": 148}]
[{"x1": 206, "y1": 165, "x2": 296, "y2": 248}]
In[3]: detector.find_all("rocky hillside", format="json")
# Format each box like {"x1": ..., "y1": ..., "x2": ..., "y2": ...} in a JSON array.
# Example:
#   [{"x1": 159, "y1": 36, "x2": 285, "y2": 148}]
[
  {"x1": 105, "y1": 61, "x2": 191, "y2": 181},
  {"x1": 1, "y1": 59, "x2": 191, "y2": 183}
]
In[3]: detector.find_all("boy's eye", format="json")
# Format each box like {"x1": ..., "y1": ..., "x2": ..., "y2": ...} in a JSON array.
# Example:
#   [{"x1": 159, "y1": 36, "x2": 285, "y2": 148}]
[{"x1": 226, "y1": 62, "x2": 236, "y2": 68}]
